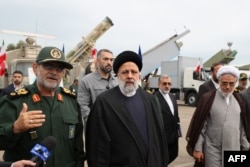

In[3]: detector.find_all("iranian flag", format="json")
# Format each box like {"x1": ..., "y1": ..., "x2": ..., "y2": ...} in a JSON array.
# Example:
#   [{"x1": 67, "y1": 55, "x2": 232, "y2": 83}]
[
  {"x1": 91, "y1": 46, "x2": 97, "y2": 59},
  {"x1": 0, "y1": 40, "x2": 7, "y2": 76},
  {"x1": 195, "y1": 59, "x2": 201, "y2": 74}
]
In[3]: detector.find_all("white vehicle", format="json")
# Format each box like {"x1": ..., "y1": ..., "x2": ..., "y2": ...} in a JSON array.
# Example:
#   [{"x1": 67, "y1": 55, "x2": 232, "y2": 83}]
[
  {"x1": 142, "y1": 37, "x2": 238, "y2": 106},
  {"x1": 147, "y1": 56, "x2": 210, "y2": 106}
]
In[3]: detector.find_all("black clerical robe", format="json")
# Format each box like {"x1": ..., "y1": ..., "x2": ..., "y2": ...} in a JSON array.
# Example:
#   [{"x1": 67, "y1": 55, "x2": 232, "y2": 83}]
[{"x1": 86, "y1": 87, "x2": 168, "y2": 167}]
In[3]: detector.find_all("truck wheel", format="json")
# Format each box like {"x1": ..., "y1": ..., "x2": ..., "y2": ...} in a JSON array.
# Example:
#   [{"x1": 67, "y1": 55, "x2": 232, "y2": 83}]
[{"x1": 187, "y1": 93, "x2": 196, "y2": 106}]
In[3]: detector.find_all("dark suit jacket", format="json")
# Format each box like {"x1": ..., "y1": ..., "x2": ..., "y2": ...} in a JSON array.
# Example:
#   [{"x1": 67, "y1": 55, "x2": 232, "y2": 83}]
[
  {"x1": 0, "y1": 162, "x2": 12, "y2": 167},
  {"x1": 240, "y1": 87, "x2": 250, "y2": 132},
  {"x1": 0, "y1": 83, "x2": 15, "y2": 98},
  {"x1": 155, "y1": 91, "x2": 180, "y2": 164},
  {"x1": 196, "y1": 79, "x2": 216, "y2": 106}
]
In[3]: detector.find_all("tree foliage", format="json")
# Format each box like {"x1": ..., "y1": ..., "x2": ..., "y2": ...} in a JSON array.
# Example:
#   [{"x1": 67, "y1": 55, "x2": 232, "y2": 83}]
[
  {"x1": 5, "y1": 40, "x2": 26, "y2": 51},
  {"x1": 6, "y1": 43, "x2": 15, "y2": 51}
]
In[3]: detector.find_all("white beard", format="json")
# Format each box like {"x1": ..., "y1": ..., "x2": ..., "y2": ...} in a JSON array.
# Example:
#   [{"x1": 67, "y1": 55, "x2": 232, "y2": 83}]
[
  {"x1": 160, "y1": 89, "x2": 170, "y2": 94},
  {"x1": 117, "y1": 78, "x2": 139, "y2": 97},
  {"x1": 218, "y1": 88, "x2": 233, "y2": 98}
]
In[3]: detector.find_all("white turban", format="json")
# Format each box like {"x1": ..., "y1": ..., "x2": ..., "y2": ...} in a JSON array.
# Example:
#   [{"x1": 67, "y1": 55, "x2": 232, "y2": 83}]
[{"x1": 216, "y1": 65, "x2": 239, "y2": 80}]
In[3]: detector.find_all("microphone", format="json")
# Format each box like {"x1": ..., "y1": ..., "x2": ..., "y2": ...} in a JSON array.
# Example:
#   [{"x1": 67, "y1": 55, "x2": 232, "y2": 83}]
[{"x1": 26, "y1": 136, "x2": 57, "y2": 167}]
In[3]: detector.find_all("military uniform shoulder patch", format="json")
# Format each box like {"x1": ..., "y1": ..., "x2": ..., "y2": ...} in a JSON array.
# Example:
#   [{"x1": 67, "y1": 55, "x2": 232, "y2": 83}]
[
  {"x1": 8, "y1": 88, "x2": 29, "y2": 99},
  {"x1": 234, "y1": 87, "x2": 240, "y2": 93},
  {"x1": 61, "y1": 87, "x2": 77, "y2": 98}
]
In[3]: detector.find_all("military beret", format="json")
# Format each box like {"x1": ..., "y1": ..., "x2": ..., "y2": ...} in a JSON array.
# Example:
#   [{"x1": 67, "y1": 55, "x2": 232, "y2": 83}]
[
  {"x1": 36, "y1": 46, "x2": 73, "y2": 69},
  {"x1": 239, "y1": 72, "x2": 248, "y2": 80},
  {"x1": 113, "y1": 50, "x2": 142, "y2": 74},
  {"x1": 216, "y1": 65, "x2": 239, "y2": 80}
]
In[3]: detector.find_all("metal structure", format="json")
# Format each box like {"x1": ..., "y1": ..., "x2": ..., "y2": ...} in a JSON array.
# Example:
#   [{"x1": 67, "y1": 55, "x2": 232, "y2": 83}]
[
  {"x1": 0, "y1": 30, "x2": 51, "y2": 89},
  {"x1": 66, "y1": 16, "x2": 113, "y2": 64},
  {"x1": 140, "y1": 29, "x2": 190, "y2": 78},
  {"x1": 0, "y1": 16, "x2": 114, "y2": 90},
  {"x1": 203, "y1": 42, "x2": 237, "y2": 68},
  {"x1": 64, "y1": 16, "x2": 114, "y2": 86}
]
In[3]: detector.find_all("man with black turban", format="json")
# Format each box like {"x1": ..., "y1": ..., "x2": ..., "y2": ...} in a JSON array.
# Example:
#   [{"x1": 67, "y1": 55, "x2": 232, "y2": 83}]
[{"x1": 85, "y1": 50, "x2": 169, "y2": 167}]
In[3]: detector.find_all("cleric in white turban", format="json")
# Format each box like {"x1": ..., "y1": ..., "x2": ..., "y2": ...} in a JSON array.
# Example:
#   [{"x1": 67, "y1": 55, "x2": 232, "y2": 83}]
[
  {"x1": 216, "y1": 65, "x2": 240, "y2": 80},
  {"x1": 186, "y1": 65, "x2": 250, "y2": 167}
]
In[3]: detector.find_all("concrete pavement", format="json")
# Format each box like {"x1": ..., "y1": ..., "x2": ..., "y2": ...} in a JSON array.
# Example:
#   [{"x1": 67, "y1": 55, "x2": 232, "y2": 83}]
[
  {"x1": 169, "y1": 102, "x2": 195, "y2": 167},
  {"x1": 0, "y1": 101, "x2": 196, "y2": 166}
]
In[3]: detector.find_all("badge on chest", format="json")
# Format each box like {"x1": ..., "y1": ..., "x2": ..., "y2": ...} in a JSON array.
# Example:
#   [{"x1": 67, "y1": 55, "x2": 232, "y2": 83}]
[{"x1": 69, "y1": 125, "x2": 75, "y2": 139}]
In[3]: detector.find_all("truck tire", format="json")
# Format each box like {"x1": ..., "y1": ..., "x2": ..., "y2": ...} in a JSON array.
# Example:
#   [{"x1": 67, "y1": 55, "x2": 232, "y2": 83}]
[{"x1": 187, "y1": 93, "x2": 196, "y2": 106}]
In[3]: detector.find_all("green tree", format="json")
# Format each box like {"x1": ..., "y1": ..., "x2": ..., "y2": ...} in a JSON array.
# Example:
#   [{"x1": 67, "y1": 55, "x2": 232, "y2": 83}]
[
  {"x1": 6, "y1": 43, "x2": 16, "y2": 51},
  {"x1": 16, "y1": 40, "x2": 25, "y2": 49}
]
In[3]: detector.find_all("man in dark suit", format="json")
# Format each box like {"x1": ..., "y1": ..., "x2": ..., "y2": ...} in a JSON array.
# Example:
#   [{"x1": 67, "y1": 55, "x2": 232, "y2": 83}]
[
  {"x1": 155, "y1": 74, "x2": 180, "y2": 164},
  {"x1": 240, "y1": 76, "x2": 250, "y2": 134},
  {"x1": 196, "y1": 62, "x2": 223, "y2": 106},
  {"x1": 0, "y1": 70, "x2": 24, "y2": 98},
  {"x1": 0, "y1": 160, "x2": 35, "y2": 167}
]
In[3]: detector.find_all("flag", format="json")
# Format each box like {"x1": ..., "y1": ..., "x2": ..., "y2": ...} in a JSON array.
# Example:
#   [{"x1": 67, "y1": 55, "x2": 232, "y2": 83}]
[
  {"x1": 0, "y1": 40, "x2": 7, "y2": 76},
  {"x1": 91, "y1": 45, "x2": 97, "y2": 59},
  {"x1": 195, "y1": 59, "x2": 201, "y2": 74},
  {"x1": 138, "y1": 45, "x2": 142, "y2": 61},
  {"x1": 62, "y1": 44, "x2": 65, "y2": 53}
]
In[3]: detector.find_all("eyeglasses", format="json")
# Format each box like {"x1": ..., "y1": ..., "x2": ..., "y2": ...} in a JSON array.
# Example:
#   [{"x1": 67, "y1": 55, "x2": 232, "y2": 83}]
[
  {"x1": 40, "y1": 63, "x2": 65, "y2": 72},
  {"x1": 221, "y1": 81, "x2": 235, "y2": 87},
  {"x1": 161, "y1": 82, "x2": 172, "y2": 86}
]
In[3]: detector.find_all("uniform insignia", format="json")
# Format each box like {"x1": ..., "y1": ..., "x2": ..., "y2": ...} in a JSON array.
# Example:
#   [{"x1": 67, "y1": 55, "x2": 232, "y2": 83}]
[
  {"x1": 29, "y1": 131, "x2": 38, "y2": 140},
  {"x1": 61, "y1": 87, "x2": 76, "y2": 98},
  {"x1": 57, "y1": 93, "x2": 63, "y2": 102},
  {"x1": 71, "y1": 92, "x2": 76, "y2": 96},
  {"x1": 16, "y1": 88, "x2": 29, "y2": 95},
  {"x1": 69, "y1": 125, "x2": 75, "y2": 139},
  {"x1": 63, "y1": 87, "x2": 71, "y2": 93},
  {"x1": 8, "y1": 88, "x2": 29, "y2": 99},
  {"x1": 32, "y1": 94, "x2": 41, "y2": 103},
  {"x1": 10, "y1": 92, "x2": 17, "y2": 96},
  {"x1": 50, "y1": 48, "x2": 61, "y2": 59}
]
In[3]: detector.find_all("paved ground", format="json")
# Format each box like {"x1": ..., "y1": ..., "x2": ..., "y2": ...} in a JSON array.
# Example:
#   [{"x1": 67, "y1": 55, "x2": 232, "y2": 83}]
[
  {"x1": 0, "y1": 101, "x2": 196, "y2": 167},
  {"x1": 169, "y1": 102, "x2": 195, "y2": 167}
]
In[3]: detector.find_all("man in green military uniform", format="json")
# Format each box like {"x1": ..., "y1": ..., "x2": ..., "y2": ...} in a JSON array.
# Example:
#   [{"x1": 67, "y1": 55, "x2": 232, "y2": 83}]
[
  {"x1": 0, "y1": 47, "x2": 85, "y2": 167},
  {"x1": 234, "y1": 72, "x2": 248, "y2": 93}
]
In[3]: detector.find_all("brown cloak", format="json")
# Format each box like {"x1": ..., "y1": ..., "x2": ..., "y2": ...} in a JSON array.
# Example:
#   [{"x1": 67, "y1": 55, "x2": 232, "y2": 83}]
[{"x1": 186, "y1": 90, "x2": 250, "y2": 166}]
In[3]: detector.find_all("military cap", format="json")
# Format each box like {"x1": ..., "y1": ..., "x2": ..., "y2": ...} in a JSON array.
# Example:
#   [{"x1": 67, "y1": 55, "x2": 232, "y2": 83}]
[
  {"x1": 239, "y1": 72, "x2": 248, "y2": 80},
  {"x1": 36, "y1": 46, "x2": 73, "y2": 69},
  {"x1": 113, "y1": 50, "x2": 142, "y2": 74}
]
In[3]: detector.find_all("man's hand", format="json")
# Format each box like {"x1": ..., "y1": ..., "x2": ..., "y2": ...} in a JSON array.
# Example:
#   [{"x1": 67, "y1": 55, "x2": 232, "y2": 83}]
[
  {"x1": 13, "y1": 103, "x2": 46, "y2": 133},
  {"x1": 193, "y1": 151, "x2": 204, "y2": 163},
  {"x1": 11, "y1": 160, "x2": 36, "y2": 167}
]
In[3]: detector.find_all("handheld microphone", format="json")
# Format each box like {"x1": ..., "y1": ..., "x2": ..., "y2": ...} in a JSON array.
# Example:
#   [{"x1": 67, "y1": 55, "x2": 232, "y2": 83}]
[{"x1": 26, "y1": 136, "x2": 57, "y2": 167}]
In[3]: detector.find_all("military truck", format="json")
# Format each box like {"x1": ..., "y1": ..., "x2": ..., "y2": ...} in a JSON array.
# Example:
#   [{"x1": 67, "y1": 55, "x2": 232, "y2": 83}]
[
  {"x1": 138, "y1": 28, "x2": 237, "y2": 106},
  {"x1": 0, "y1": 37, "x2": 41, "y2": 90},
  {"x1": 147, "y1": 56, "x2": 210, "y2": 106},
  {"x1": 0, "y1": 16, "x2": 114, "y2": 92}
]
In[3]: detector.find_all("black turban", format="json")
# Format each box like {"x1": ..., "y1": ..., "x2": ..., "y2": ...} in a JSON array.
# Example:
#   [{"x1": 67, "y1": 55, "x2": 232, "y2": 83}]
[{"x1": 113, "y1": 50, "x2": 142, "y2": 74}]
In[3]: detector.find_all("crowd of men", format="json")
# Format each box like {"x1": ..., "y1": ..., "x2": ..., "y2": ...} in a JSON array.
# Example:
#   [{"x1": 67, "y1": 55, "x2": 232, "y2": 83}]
[{"x1": 0, "y1": 46, "x2": 250, "y2": 167}]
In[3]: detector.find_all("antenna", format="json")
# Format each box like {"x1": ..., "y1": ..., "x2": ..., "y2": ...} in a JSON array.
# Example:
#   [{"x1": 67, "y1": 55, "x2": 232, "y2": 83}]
[
  {"x1": 1, "y1": 29, "x2": 55, "y2": 45},
  {"x1": 2, "y1": 30, "x2": 55, "y2": 39},
  {"x1": 227, "y1": 42, "x2": 233, "y2": 49}
]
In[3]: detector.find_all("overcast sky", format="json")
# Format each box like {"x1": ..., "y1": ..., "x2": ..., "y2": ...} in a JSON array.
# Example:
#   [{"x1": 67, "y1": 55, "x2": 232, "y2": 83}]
[{"x1": 1, "y1": 0, "x2": 249, "y2": 65}]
